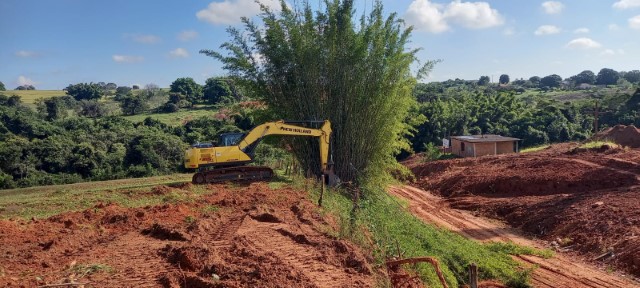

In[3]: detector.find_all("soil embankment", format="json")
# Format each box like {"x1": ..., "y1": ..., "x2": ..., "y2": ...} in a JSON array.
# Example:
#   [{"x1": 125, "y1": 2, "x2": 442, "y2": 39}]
[
  {"x1": 402, "y1": 144, "x2": 640, "y2": 286},
  {"x1": 0, "y1": 183, "x2": 373, "y2": 287}
]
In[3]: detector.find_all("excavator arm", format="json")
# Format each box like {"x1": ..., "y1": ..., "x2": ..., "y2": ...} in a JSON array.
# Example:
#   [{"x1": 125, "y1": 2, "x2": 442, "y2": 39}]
[{"x1": 237, "y1": 120, "x2": 332, "y2": 173}]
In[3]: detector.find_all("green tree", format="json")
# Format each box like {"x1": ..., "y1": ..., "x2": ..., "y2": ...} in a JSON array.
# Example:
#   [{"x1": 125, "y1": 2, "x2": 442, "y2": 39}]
[
  {"x1": 203, "y1": 77, "x2": 232, "y2": 104},
  {"x1": 16, "y1": 85, "x2": 35, "y2": 90},
  {"x1": 120, "y1": 95, "x2": 149, "y2": 115},
  {"x1": 596, "y1": 68, "x2": 620, "y2": 85},
  {"x1": 202, "y1": 0, "x2": 433, "y2": 183},
  {"x1": 572, "y1": 70, "x2": 596, "y2": 85},
  {"x1": 528, "y1": 76, "x2": 541, "y2": 87},
  {"x1": 65, "y1": 83, "x2": 104, "y2": 101},
  {"x1": 478, "y1": 76, "x2": 490, "y2": 86},
  {"x1": 540, "y1": 74, "x2": 562, "y2": 88},
  {"x1": 499, "y1": 74, "x2": 509, "y2": 85},
  {"x1": 105, "y1": 82, "x2": 117, "y2": 90},
  {"x1": 170, "y1": 77, "x2": 202, "y2": 104},
  {"x1": 77, "y1": 100, "x2": 108, "y2": 118},
  {"x1": 0, "y1": 81, "x2": 5, "y2": 91},
  {"x1": 623, "y1": 70, "x2": 640, "y2": 84},
  {"x1": 39, "y1": 97, "x2": 69, "y2": 121}
]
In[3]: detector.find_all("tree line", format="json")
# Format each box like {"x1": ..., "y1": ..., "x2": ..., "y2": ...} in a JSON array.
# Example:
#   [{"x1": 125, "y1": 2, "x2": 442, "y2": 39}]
[
  {"x1": 0, "y1": 94, "x2": 255, "y2": 189},
  {"x1": 410, "y1": 82, "x2": 640, "y2": 151}
]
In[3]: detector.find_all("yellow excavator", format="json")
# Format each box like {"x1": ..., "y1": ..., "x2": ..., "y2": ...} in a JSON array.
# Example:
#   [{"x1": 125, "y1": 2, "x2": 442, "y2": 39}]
[{"x1": 184, "y1": 120, "x2": 334, "y2": 184}]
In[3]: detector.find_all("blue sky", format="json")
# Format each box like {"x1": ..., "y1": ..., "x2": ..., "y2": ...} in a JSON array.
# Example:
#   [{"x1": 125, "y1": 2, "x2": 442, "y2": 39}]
[{"x1": 1, "y1": 0, "x2": 639, "y2": 89}]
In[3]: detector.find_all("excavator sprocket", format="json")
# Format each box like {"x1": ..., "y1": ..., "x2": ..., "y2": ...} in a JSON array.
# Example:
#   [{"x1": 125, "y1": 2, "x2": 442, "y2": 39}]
[{"x1": 192, "y1": 166, "x2": 274, "y2": 184}]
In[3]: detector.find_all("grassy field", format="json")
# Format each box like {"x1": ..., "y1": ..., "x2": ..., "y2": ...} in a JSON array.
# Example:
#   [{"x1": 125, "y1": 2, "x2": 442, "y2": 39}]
[
  {"x1": 122, "y1": 105, "x2": 217, "y2": 125},
  {"x1": 0, "y1": 174, "x2": 192, "y2": 219},
  {"x1": 1, "y1": 90, "x2": 66, "y2": 103},
  {"x1": 518, "y1": 86, "x2": 635, "y2": 102}
]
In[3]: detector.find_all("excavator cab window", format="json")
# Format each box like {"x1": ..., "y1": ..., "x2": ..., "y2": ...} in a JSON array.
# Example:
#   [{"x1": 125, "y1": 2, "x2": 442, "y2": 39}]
[{"x1": 219, "y1": 133, "x2": 245, "y2": 147}]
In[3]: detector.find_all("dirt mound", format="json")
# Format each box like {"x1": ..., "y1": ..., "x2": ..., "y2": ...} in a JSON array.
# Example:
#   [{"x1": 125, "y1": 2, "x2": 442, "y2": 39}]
[
  {"x1": 407, "y1": 144, "x2": 640, "y2": 277},
  {"x1": 415, "y1": 155, "x2": 637, "y2": 197},
  {"x1": 594, "y1": 124, "x2": 640, "y2": 148},
  {"x1": 0, "y1": 183, "x2": 373, "y2": 287}
]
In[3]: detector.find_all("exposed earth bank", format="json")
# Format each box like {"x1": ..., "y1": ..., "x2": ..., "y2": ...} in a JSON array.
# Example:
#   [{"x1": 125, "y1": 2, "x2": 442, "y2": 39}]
[
  {"x1": 405, "y1": 143, "x2": 640, "y2": 281},
  {"x1": 0, "y1": 183, "x2": 373, "y2": 287}
]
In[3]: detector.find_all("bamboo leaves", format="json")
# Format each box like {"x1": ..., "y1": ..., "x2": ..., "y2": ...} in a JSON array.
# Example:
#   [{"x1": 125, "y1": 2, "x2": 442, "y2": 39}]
[{"x1": 203, "y1": 0, "x2": 433, "y2": 184}]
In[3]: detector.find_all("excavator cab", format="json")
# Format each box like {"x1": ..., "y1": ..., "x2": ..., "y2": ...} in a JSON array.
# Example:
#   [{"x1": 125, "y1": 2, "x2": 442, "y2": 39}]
[{"x1": 218, "y1": 133, "x2": 245, "y2": 147}]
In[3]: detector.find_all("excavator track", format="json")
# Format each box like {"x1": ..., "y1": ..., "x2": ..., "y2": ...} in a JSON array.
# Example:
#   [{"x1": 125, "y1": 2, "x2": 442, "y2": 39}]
[{"x1": 192, "y1": 166, "x2": 274, "y2": 184}]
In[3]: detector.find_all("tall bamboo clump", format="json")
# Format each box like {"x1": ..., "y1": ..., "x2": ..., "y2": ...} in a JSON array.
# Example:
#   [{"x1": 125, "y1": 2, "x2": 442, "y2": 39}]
[{"x1": 202, "y1": 0, "x2": 434, "y2": 184}]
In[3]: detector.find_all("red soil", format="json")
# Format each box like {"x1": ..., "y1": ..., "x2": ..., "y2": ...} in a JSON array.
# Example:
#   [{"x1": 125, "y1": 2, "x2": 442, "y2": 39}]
[
  {"x1": 406, "y1": 145, "x2": 640, "y2": 279},
  {"x1": 593, "y1": 125, "x2": 640, "y2": 148},
  {"x1": 0, "y1": 183, "x2": 373, "y2": 287}
]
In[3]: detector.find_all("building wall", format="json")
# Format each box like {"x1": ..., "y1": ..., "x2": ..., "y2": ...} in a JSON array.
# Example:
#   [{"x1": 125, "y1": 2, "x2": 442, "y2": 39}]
[
  {"x1": 451, "y1": 139, "x2": 463, "y2": 157},
  {"x1": 474, "y1": 142, "x2": 495, "y2": 157},
  {"x1": 497, "y1": 141, "x2": 516, "y2": 154},
  {"x1": 451, "y1": 139, "x2": 519, "y2": 157}
]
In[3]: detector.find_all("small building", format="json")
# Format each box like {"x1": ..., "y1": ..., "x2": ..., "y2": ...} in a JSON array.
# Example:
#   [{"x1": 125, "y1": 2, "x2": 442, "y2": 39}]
[{"x1": 450, "y1": 135, "x2": 520, "y2": 158}]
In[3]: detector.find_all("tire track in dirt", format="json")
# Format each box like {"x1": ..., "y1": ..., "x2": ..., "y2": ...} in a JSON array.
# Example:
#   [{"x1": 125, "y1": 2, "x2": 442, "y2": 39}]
[
  {"x1": 236, "y1": 217, "x2": 367, "y2": 288},
  {"x1": 73, "y1": 232, "x2": 183, "y2": 287},
  {"x1": 211, "y1": 214, "x2": 245, "y2": 248},
  {"x1": 389, "y1": 185, "x2": 638, "y2": 288}
]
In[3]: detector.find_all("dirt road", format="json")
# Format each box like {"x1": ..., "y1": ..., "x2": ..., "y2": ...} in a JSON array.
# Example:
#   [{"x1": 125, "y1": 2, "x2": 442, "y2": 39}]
[{"x1": 389, "y1": 185, "x2": 639, "y2": 288}]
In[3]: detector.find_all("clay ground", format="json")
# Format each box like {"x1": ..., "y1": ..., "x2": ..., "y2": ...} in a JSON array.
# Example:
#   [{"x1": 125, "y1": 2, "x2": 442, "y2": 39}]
[
  {"x1": 401, "y1": 143, "x2": 640, "y2": 287},
  {"x1": 0, "y1": 183, "x2": 373, "y2": 287}
]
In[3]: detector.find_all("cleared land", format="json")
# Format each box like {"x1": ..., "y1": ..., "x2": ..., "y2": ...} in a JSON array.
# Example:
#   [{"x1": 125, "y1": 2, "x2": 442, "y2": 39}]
[
  {"x1": 0, "y1": 182, "x2": 373, "y2": 287},
  {"x1": 122, "y1": 105, "x2": 217, "y2": 125},
  {"x1": 403, "y1": 143, "x2": 640, "y2": 284},
  {"x1": 1, "y1": 90, "x2": 66, "y2": 103}
]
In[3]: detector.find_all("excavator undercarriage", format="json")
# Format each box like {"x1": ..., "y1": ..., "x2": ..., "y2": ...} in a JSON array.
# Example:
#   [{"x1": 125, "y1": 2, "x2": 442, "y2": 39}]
[{"x1": 191, "y1": 166, "x2": 274, "y2": 184}]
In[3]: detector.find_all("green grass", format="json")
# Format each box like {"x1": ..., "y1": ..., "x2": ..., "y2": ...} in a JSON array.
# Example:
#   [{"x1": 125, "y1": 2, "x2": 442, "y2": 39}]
[
  {"x1": 520, "y1": 145, "x2": 550, "y2": 153},
  {"x1": 580, "y1": 140, "x2": 617, "y2": 149},
  {"x1": 1, "y1": 90, "x2": 66, "y2": 104},
  {"x1": 305, "y1": 181, "x2": 541, "y2": 288},
  {"x1": 122, "y1": 104, "x2": 217, "y2": 125},
  {"x1": 0, "y1": 174, "x2": 192, "y2": 219}
]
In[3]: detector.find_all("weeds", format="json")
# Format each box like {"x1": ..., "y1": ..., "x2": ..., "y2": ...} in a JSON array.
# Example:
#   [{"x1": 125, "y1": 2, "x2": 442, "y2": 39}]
[
  {"x1": 486, "y1": 242, "x2": 554, "y2": 259},
  {"x1": 520, "y1": 145, "x2": 550, "y2": 153},
  {"x1": 307, "y1": 180, "x2": 538, "y2": 288},
  {"x1": 580, "y1": 140, "x2": 618, "y2": 149}
]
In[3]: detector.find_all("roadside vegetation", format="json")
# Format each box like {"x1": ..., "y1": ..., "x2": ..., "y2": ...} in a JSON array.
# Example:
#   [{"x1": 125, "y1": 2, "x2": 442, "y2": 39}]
[{"x1": 303, "y1": 177, "x2": 547, "y2": 287}]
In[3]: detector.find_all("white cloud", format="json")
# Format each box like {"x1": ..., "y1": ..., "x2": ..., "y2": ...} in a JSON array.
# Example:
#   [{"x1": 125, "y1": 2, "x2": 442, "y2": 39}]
[
  {"x1": 565, "y1": 37, "x2": 602, "y2": 49},
  {"x1": 405, "y1": 0, "x2": 503, "y2": 33},
  {"x1": 534, "y1": 25, "x2": 561, "y2": 35},
  {"x1": 112, "y1": 55, "x2": 144, "y2": 63},
  {"x1": 177, "y1": 30, "x2": 198, "y2": 41},
  {"x1": 613, "y1": 0, "x2": 640, "y2": 10},
  {"x1": 601, "y1": 49, "x2": 625, "y2": 56},
  {"x1": 405, "y1": 0, "x2": 449, "y2": 33},
  {"x1": 444, "y1": 0, "x2": 504, "y2": 29},
  {"x1": 542, "y1": 1, "x2": 564, "y2": 14},
  {"x1": 169, "y1": 48, "x2": 190, "y2": 58},
  {"x1": 196, "y1": 0, "x2": 281, "y2": 25},
  {"x1": 124, "y1": 33, "x2": 161, "y2": 44},
  {"x1": 630, "y1": 15, "x2": 640, "y2": 29},
  {"x1": 17, "y1": 75, "x2": 36, "y2": 86},
  {"x1": 573, "y1": 27, "x2": 589, "y2": 34},
  {"x1": 609, "y1": 24, "x2": 620, "y2": 31},
  {"x1": 15, "y1": 50, "x2": 40, "y2": 58}
]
